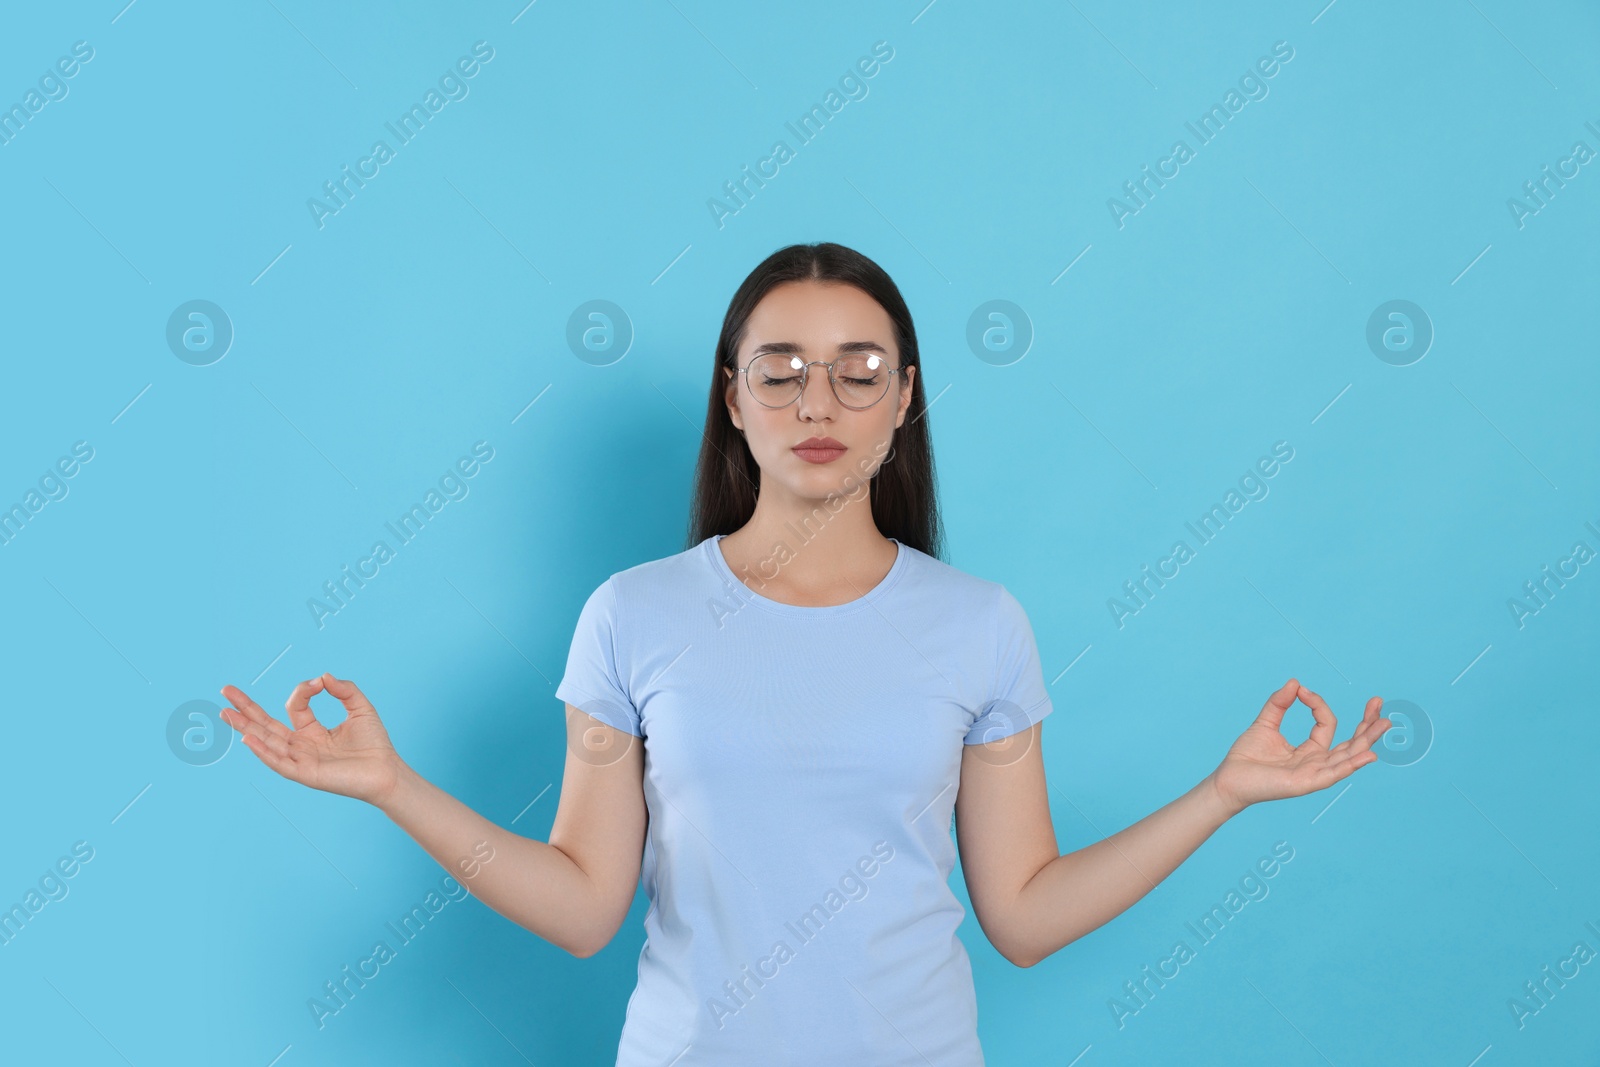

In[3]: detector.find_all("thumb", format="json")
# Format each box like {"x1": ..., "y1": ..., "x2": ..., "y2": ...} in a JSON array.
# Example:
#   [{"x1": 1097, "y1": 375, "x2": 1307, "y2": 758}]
[
  {"x1": 1252, "y1": 677, "x2": 1299, "y2": 730},
  {"x1": 320, "y1": 672, "x2": 378, "y2": 717}
]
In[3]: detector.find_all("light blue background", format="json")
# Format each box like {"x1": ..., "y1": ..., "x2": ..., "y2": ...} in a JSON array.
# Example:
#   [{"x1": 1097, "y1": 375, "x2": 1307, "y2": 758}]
[{"x1": 1, "y1": 1, "x2": 1596, "y2": 1064}]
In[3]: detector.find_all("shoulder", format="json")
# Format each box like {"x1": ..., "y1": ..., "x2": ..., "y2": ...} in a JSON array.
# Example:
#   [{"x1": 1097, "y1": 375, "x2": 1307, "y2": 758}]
[
  {"x1": 902, "y1": 547, "x2": 998, "y2": 604},
  {"x1": 891, "y1": 544, "x2": 1020, "y2": 618},
  {"x1": 598, "y1": 538, "x2": 717, "y2": 603}
]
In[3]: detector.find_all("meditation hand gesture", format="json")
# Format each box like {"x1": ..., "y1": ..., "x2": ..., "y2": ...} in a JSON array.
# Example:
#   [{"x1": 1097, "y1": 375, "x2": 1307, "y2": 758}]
[
  {"x1": 1209, "y1": 679, "x2": 1391, "y2": 815},
  {"x1": 219, "y1": 673, "x2": 404, "y2": 807}
]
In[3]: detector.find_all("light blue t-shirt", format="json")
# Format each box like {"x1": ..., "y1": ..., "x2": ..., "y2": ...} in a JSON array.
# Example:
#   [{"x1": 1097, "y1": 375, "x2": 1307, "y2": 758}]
[{"x1": 554, "y1": 533, "x2": 1054, "y2": 1066}]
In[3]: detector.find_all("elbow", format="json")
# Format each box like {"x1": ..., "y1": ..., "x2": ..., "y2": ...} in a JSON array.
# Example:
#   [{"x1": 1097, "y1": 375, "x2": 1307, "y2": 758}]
[
  {"x1": 1004, "y1": 934, "x2": 1070, "y2": 969},
  {"x1": 565, "y1": 931, "x2": 607, "y2": 959},
  {"x1": 996, "y1": 935, "x2": 1043, "y2": 969},
  {"x1": 1006, "y1": 948, "x2": 1041, "y2": 969},
  {"x1": 564, "y1": 910, "x2": 626, "y2": 960},
  {"x1": 565, "y1": 925, "x2": 611, "y2": 959}
]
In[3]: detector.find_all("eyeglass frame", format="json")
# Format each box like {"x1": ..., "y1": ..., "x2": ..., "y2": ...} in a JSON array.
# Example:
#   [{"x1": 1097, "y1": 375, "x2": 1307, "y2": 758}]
[{"x1": 733, "y1": 352, "x2": 905, "y2": 410}]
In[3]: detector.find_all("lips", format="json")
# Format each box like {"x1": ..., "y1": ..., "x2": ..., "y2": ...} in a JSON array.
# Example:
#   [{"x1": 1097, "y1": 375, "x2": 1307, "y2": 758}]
[{"x1": 793, "y1": 437, "x2": 847, "y2": 464}]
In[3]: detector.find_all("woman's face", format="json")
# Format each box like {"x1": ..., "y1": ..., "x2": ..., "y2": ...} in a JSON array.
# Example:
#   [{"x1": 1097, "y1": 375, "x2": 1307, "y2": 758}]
[{"x1": 724, "y1": 279, "x2": 916, "y2": 502}]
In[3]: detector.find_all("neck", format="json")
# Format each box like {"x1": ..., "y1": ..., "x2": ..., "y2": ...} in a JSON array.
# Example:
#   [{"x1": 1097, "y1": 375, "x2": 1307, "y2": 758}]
[{"x1": 724, "y1": 478, "x2": 892, "y2": 591}]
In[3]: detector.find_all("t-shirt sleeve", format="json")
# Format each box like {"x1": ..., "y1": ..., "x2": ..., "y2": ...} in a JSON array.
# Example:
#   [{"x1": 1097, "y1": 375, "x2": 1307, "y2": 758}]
[
  {"x1": 963, "y1": 585, "x2": 1055, "y2": 745},
  {"x1": 554, "y1": 577, "x2": 643, "y2": 737}
]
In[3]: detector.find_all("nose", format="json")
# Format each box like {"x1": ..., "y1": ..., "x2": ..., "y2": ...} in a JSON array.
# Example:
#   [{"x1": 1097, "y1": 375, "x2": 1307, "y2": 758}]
[{"x1": 794, "y1": 361, "x2": 840, "y2": 419}]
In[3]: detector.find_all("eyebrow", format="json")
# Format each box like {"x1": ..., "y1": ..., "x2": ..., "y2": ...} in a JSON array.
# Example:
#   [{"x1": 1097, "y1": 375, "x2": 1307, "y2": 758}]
[{"x1": 749, "y1": 340, "x2": 890, "y2": 357}]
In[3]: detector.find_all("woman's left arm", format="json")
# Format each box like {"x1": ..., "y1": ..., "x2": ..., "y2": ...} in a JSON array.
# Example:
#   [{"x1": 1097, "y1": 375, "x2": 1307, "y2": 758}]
[{"x1": 954, "y1": 678, "x2": 1390, "y2": 969}]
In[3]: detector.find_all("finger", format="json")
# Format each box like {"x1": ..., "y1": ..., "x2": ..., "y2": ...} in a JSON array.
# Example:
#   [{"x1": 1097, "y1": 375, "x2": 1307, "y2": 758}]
[
  {"x1": 219, "y1": 705, "x2": 279, "y2": 749},
  {"x1": 1349, "y1": 698, "x2": 1389, "y2": 747},
  {"x1": 285, "y1": 677, "x2": 327, "y2": 731},
  {"x1": 240, "y1": 731, "x2": 301, "y2": 781},
  {"x1": 1252, "y1": 678, "x2": 1300, "y2": 731},
  {"x1": 321, "y1": 673, "x2": 378, "y2": 718},
  {"x1": 1295, "y1": 751, "x2": 1374, "y2": 795},
  {"x1": 1330, "y1": 699, "x2": 1388, "y2": 756},
  {"x1": 224, "y1": 706, "x2": 295, "y2": 760},
  {"x1": 1297, "y1": 684, "x2": 1338, "y2": 750},
  {"x1": 219, "y1": 685, "x2": 292, "y2": 741},
  {"x1": 1331, "y1": 739, "x2": 1384, "y2": 773},
  {"x1": 1324, "y1": 748, "x2": 1380, "y2": 782}
]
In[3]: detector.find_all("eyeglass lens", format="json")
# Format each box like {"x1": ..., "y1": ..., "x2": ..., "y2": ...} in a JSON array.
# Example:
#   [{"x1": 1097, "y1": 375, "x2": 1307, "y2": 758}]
[{"x1": 747, "y1": 353, "x2": 892, "y2": 409}]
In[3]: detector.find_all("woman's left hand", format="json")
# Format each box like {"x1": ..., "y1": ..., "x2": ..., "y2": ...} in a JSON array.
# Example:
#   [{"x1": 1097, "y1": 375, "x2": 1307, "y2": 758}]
[{"x1": 1208, "y1": 678, "x2": 1391, "y2": 815}]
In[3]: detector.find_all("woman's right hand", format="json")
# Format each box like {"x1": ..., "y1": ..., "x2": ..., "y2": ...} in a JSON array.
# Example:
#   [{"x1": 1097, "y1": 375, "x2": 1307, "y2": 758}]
[{"x1": 219, "y1": 673, "x2": 405, "y2": 807}]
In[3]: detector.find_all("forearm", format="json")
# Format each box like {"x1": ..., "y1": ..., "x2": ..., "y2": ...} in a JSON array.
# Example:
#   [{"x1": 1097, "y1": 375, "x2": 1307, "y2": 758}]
[
  {"x1": 1012, "y1": 771, "x2": 1241, "y2": 967},
  {"x1": 376, "y1": 762, "x2": 603, "y2": 957}
]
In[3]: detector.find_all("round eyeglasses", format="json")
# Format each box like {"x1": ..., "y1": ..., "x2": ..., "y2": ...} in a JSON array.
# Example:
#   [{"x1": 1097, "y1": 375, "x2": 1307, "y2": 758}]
[{"x1": 736, "y1": 352, "x2": 901, "y2": 410}]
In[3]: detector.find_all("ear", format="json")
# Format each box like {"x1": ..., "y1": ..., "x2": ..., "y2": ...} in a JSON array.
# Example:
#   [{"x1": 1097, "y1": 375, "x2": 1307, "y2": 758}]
[
  {"x1": 724, "y1": 365, "x2": 744, "y2": 432},
  {"x1": 893, "y1": 364, "x2": 915, "y2": 429}
]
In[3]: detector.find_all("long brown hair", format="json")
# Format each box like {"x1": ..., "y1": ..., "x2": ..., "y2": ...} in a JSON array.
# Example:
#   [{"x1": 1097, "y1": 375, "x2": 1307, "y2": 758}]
[{"x1": 686, "y1": 242, "x2": 944, "y2": 560}]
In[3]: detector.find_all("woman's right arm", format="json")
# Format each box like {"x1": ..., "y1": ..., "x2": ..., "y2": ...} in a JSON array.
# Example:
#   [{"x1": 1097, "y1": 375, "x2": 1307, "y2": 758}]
[{"x1": 220, "y1": 673, "x2": 646, "y2": 959}]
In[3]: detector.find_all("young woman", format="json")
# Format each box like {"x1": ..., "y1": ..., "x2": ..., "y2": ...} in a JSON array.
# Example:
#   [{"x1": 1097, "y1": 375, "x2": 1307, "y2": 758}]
[{"x1": 220, "y1": 242, "x2": 1391, "y2": 1066}]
